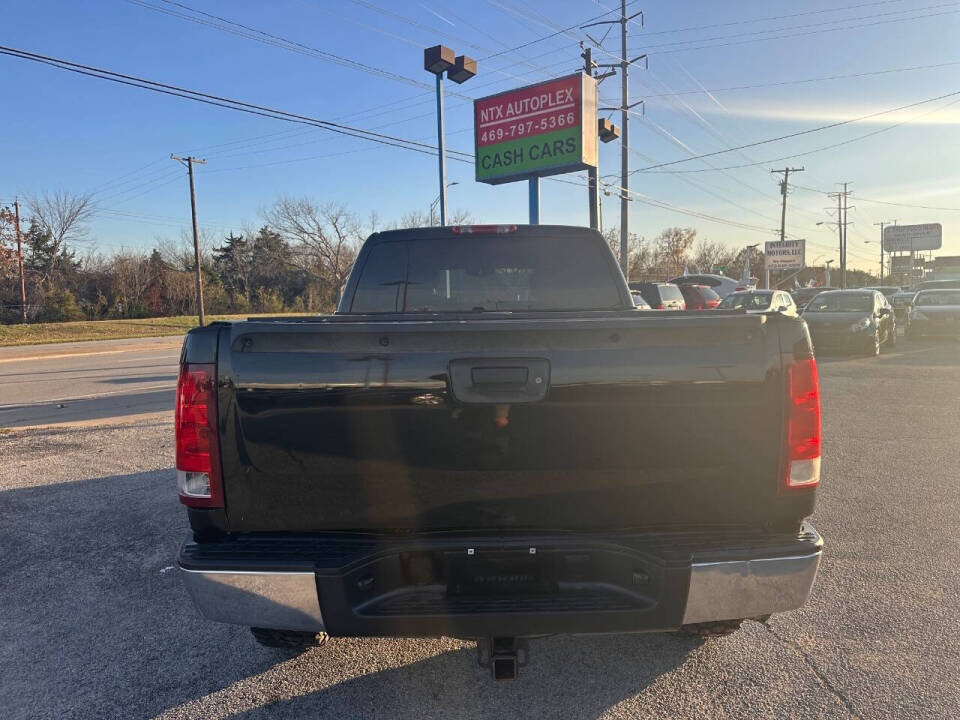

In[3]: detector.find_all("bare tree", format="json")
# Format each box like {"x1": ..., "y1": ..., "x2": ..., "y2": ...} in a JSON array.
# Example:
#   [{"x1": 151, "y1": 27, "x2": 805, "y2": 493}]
[
  {"x1": 691, "y1": 239, "x2": 737, "y2": 275},
  {"x1": 605, "y1": 228, "x2": 649, "y2": 281},
  {"x1": 265, "y1": 198, "x2": 360, "y2": 294},
  {"x1": 391, "y1": 208, "x2": 474, "y2": 229},
  {"x1": 655, "y1": 227, "x2": 697, "y2": 277},
  {"x1": 26, "y1": 191, "x2": 96, "y2": 262},
  {"x1": 156, "y1": 228, "x2": 216, "y2": 272}
]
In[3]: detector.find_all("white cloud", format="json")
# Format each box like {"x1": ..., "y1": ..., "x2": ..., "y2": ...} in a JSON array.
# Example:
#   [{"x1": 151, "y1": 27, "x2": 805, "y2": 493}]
[{"x1": 686, "y1": 101, "x2": 960, "y2": 126}]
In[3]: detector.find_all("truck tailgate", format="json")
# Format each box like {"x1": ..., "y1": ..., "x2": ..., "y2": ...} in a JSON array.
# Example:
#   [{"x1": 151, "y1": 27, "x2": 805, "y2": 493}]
[{"x1": 215, "y1": 313, "x2": 793, "y2": 532}]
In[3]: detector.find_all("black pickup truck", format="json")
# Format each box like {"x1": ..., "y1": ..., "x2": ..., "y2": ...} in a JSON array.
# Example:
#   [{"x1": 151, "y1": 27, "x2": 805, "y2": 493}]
[{"x1": 176, "y1": 224, "x2": 822, "y2": 679}]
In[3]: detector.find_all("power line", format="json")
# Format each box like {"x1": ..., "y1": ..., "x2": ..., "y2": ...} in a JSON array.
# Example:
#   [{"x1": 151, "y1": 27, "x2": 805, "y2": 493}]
[
  {"x1": 635, "y1": 6, "x2": 960, "y2": 55},
  {"x1": 123, "y1": 0, "x2": 449, "y2": 95},
  {"x1": 854, "y1": 196, "x2": 960, "y2": 211},
  {"x1": 634, "y1": 1, "x2": 960, "y2": 51},
  {"x1": 650, "y1": 94, "x2": 960, "y2": 174},
  {"x1": 636, "y1": 0, "x2": 922, "y2": 36},
  {"x1": 631, "y1": 88, "x2": 960, "y2": 173},
  {"x1": 0, "y1": 45, "x2": 476, "y2": 161},
  {"x1": 643, "y1": 59, "x2": 960, "y2": 98}
]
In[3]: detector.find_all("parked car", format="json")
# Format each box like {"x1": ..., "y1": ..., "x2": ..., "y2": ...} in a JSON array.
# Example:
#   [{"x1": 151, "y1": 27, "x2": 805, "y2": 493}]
[
  {"x1": 630, "y1": 282, "x2": 686, "y2": 310},
  {"x1": 630, "y1": 290, "x2": 651, "y2": 309},
  {"x1": 667, "y1": 273, "x2": 742, "y2": 298},
  {"x1": 917, "y1": 279, "x2": 960, "y2": 291},
  {"x1": 678, "y1": 284, "x2": 721, "y2": 310},
  {"x1": 864, "y1": 286, "x2": 901, "y2": 301},
  {"x1": 791, "y1": 286, "x2": 836, "y2": 312},
  {"x1": 802, "y1": 289, "x2": 896, "y2": 356},
  {"x1": 891, "y1": 290, "x2": 917, "y2": 327},
  {"x1": 175, "y1": 224, "x2": 823, "y2": 679},
  {"x1": 718, "y1": 290, "x2": 798, "y2": 316},
  {"x1": 906, "y1": 289, "x2": 960, "y2": 339}
]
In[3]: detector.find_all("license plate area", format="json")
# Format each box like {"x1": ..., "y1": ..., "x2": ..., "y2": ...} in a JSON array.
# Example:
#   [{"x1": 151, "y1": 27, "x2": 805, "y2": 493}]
[{"x1": 446, "y1": 550, "x2": 557, "y2": 596}]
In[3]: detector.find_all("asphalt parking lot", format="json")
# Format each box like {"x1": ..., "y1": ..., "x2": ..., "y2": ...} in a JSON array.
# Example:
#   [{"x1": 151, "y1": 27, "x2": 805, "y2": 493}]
[{"x1": 1, "y1": 339, "x2": 958, "y2": 719}]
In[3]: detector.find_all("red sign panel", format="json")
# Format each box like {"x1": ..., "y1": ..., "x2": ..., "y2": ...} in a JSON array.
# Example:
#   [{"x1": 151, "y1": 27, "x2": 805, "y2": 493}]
[{"x1": 475, "y1": 75, "x2": 582, "y2": 148}]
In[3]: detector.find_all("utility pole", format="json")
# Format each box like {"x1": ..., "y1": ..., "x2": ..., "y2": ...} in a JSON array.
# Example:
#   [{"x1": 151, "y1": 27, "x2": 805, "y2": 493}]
[
  {"x1": 13, "y1": 198, "x2": 27, "y2": 323},
  {"x1": 769, "y1": 167, "x2": 803, "y2": 288},
  {"x1": 841, "y1": 182, "x2": 852, "y2": 290},
  {"x1": 171, "y1": 154, "x2": 207, "y2": 326},
  {"x1": 873, "y1": 220, "x2": 896, "y2": 283},
  {"x1": 825, "y1": 184, "x2": 852, "y2": 289},
  {"x1": 584, "y1": 3, "x2": 646, "y2": 275}
]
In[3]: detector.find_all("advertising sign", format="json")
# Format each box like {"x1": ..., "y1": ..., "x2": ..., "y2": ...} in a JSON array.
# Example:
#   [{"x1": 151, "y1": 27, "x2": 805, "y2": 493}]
[
  {"x1": 764, "y1": 239, "x2": 805, "y2": 270},
  {"x1": 934, "y1": 255, "x2": 960, "y2": 279},
  {"x1": 474, "y1": 73, "x2": 598, "y2": 185},
  {"x1": 882, "y1": 223, "x2": 942, "y2": 252},
  {"x1": 889, "y1": 256, "x2": 914, "y2": 274}
]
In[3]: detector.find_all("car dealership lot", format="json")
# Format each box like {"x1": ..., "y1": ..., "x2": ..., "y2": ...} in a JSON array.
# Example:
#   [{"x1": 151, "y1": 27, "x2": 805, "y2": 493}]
[{"x1": 1, "y1": 341, "x2": 958, "y2": 719}]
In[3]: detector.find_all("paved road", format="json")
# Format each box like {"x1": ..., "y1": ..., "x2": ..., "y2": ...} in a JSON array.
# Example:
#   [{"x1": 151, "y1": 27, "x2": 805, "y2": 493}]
[
  {"x1": 1, "y1": 340, "x2": 958, "y2": 719},
  {"x1": 0, "y1": 336, "x2": 182, "y2": 428}
]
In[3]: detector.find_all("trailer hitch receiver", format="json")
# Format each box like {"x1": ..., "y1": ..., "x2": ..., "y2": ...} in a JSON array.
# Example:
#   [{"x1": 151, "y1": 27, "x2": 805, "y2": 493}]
[{"x1": 477, "y1": 637, "x2": 528, "y2": 681}]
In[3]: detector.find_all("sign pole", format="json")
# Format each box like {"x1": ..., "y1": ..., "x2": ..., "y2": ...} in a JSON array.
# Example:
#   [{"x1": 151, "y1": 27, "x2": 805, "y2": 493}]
[
  {"x1": 435, "y1": 72, "x2": 447, "y2": 226},
  {"x1": 528, "y1": 178, "x2": 540, "y2": 224}
]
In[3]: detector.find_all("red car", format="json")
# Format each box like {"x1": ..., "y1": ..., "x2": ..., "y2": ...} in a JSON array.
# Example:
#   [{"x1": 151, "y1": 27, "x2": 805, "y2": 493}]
[{"x1": 678, "y1": 284, "x2": 721, "y2": 310}]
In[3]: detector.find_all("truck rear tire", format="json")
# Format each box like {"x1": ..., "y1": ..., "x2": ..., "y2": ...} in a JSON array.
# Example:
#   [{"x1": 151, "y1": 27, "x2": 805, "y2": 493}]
[{"x1": 250, "y1": 627, "x2": 328, "y2": 649}]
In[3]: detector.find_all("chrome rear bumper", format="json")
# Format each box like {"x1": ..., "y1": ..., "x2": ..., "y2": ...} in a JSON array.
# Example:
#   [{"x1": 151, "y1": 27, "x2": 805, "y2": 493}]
[
  {"x1": 179, "y1": 523, "x2": 821, "y2": 633},
  {"x1": 180, "y1": 568, "x2": 326, "y2": 631},
  {"x1": 682, "y1": 529, "x2": 821, "y2": 624}
]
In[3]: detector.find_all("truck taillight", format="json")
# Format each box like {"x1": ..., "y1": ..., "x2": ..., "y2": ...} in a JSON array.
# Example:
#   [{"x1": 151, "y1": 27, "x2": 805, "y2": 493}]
[
  {"x1": 175, "y1": 363, "x2": 223, "y2": 507},
  {"x1": 451, "y1": 224, "x2": 517, "y2": 234},
  {"x1": 785, "y1": 356, "x2": 821, "y2": 489}
]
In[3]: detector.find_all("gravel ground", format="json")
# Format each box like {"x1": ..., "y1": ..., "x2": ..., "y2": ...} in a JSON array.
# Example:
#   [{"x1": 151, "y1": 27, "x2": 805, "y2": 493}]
[{"x1": 1, "y1": 340, "x2": 958, "y2": 719}]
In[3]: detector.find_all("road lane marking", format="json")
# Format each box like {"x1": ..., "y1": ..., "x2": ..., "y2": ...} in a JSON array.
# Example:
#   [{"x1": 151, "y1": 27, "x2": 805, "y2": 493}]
[
  {"x1": 0, "y1": 341, "x2": 182, "y2": 364},
  {"x1": 0, "y1": 383, "x2": 173, "y2": 409}
]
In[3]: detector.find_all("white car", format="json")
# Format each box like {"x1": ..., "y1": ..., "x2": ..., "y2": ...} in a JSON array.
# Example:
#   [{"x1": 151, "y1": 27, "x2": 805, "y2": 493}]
[
  {"x1": 717, "y1": 290, "x2": 798, "y2": 316},
  {"x1": 668, "y1": 274, "x2": 752, "y2": 299}
]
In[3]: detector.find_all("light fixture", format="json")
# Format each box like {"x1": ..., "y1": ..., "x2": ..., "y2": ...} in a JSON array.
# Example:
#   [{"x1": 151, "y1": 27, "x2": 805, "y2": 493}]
[
  {"x1": 448, "y1": 55, "x2": 477, "y2": 84},
  {"x1": 598, "y1": 118, "x2": 620, "y2": 143},
  {"x1": 423, "y1": 45, "x2": 455, "y2": 75}
]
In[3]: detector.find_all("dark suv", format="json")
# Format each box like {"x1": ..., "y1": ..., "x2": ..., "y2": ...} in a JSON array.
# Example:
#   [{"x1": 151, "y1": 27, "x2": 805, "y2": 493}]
[{"x1": 630, "y1": 282, "x2": 686, "y2": 310}]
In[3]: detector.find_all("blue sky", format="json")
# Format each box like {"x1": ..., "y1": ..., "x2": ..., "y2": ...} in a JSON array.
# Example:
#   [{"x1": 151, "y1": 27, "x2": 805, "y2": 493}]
[{"x1": 3, "y1": 0, "x2": 959, "y2": 270}]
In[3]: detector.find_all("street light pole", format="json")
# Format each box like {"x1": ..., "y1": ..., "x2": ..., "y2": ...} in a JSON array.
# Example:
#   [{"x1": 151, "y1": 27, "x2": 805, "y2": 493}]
[
  {"x1": 434, "y1": 72, "x2": 447, "y2": 226},
  {"x1": 429, "y1": 182, "x2": 458, "y2": 226},
  {"x1": 424, "y1": 46, "x2": 476, "y2": 227}
]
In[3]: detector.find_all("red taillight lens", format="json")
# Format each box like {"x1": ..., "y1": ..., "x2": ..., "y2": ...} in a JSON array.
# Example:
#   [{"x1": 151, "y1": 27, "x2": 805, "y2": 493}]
[
  {"x1": 785, "y1": 356, "x2": 821, "y2": 489},
  {"x1": 657, "y1": 304, "x2": 664, "y2": 309},
  {"x1": 175, "y1": 363, "x2": 223, "y2": 507}
]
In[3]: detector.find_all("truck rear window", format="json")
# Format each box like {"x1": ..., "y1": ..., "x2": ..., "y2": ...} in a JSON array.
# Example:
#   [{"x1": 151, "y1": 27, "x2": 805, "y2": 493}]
[{"x1": 349, "y1": 235, "x2": 624, "y2": 312}]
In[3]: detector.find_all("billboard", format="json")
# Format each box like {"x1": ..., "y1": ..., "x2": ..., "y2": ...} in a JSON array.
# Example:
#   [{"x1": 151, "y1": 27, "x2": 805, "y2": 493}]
[
  {"x1": 764, "y1": 239, "x2": 805, "y2": 270},
  {"x1": 474, "y1": 73, "x2": 598, "y2": 185},
  {"x1": 882, "y1": 223, "x2": 942, "y2": 252}
]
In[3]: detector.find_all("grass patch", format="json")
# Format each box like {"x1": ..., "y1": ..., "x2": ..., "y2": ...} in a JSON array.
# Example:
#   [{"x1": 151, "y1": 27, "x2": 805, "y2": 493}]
[{"x1": 0, "y1": 313, "x2": 314, "y2": 347}]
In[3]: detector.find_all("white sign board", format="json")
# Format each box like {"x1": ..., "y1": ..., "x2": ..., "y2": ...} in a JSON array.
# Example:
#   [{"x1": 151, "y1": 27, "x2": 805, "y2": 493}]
[
  {"x1": 882, "y1": 223, "x2": 942, "y2": 252},
  {"x1": 764, "y1": 239, "x2": 805, "y2": 270}
]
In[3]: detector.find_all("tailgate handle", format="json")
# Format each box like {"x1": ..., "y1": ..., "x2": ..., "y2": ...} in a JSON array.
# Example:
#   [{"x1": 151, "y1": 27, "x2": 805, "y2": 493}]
[
  {"x1": 471, "y1": 366, "x2": 528, "y2": 387},
  {"x1": 449, "y1": 358, "x2": 550, "y2": 404}
]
